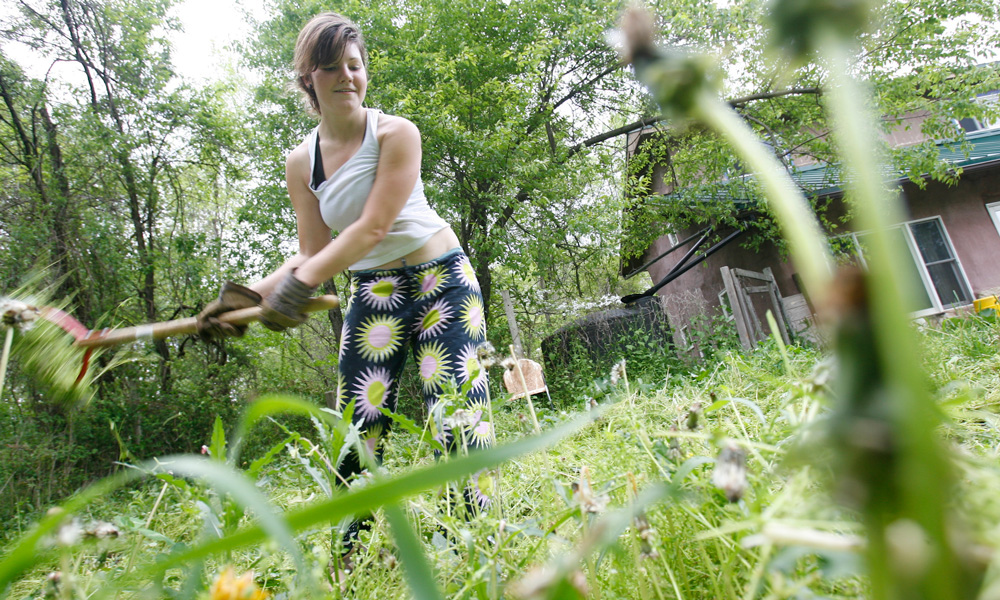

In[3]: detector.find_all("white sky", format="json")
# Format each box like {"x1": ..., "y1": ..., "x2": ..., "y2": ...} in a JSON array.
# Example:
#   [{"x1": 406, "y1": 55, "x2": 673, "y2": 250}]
[
  {"x1": 0, "y1": 0, "x2": 263, "y2": 83},
  {"x1": 170, "y1": 0, "x2": 267, "y2": 83}
]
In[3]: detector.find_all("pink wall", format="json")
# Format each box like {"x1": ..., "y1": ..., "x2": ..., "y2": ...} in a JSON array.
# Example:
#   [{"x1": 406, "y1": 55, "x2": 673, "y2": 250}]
[{"x1": 901, "y1": 169, "x2": 1000, "y2": 296}]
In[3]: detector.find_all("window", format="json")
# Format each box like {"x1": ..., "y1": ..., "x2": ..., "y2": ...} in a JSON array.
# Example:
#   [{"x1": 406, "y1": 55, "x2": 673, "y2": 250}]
[
  {"x1": 989, "y1": 202, "x2": 1000, "y2": 239},
  {"x1": 834, "y1": 217, "x2": 973, "y2": 315},
  {"x1": 957, "y1": 92, "x2": 999, "y2": 133}
]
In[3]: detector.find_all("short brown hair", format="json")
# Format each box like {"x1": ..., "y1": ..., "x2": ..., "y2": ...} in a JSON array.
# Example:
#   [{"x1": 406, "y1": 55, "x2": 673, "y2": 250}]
[{"x1": 293, "y1": 13, "x2": 368, "y2": 113}]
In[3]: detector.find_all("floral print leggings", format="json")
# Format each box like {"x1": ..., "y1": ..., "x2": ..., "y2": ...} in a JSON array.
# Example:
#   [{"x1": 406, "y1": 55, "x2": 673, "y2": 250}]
[{"x1": 334, "y1": 249, "x2": 495, "y2": 511}]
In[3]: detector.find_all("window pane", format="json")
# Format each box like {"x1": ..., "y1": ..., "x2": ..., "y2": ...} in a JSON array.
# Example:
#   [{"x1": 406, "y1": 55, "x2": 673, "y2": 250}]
[
  {"x1": 857, "y1": 229, "x2": 934, "y2": 311},
  {"x1": 909, "y1": 220, "x2": 952, "y2": 263},
  {"x1": 959, "y1": 117, "x2": 982, "y2": 133},
  {"x1": 926, "y1": 263, "x2": 971, "y2": 307}
]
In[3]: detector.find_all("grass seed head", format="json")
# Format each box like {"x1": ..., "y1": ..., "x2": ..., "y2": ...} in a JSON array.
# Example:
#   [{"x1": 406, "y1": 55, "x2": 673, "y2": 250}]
[{"x1": 685, "y1": 401, "x2": 702, "y2": 430}]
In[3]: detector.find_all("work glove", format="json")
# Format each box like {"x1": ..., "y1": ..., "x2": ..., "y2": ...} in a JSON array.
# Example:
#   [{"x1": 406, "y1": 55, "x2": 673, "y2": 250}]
[
  {"x1": 260, "y1": 270, "x2": 318, "y2": 331},
  {"x1": 196, "y1": 282, "x2": 262, "y2": 341}
]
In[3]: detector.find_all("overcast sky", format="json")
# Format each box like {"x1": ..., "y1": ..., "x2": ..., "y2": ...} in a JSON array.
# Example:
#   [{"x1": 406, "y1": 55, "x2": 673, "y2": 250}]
[
  {"x1": 0, "y1": 0, "x2": 266, "y2": 84},
  {"x1": 171, "y1": 0, "x2": 266, "y2": 83}
]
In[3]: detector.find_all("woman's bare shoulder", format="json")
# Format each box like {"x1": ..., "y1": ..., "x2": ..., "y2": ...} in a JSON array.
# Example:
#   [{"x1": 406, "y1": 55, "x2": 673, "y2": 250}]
[{"x1": 376, "y1": 113, "x2": 420, "y2": 143}]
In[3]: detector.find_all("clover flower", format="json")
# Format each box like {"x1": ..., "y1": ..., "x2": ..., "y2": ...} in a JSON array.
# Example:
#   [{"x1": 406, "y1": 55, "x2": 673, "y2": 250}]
[{"x1": 500, "y1": 356, "x2": 518, "y2": 371}]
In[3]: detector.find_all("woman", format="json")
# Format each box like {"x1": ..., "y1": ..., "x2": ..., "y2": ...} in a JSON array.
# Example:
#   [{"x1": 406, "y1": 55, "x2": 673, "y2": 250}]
[{"x1": 197, "y1": 11, "x2": 494, "y2": 538}]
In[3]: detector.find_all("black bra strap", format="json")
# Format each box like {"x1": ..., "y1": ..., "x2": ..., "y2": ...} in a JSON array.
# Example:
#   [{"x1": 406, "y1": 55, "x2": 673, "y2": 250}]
[{"x1": 311, "y1": 133, "x2": 326, "y2": 188}]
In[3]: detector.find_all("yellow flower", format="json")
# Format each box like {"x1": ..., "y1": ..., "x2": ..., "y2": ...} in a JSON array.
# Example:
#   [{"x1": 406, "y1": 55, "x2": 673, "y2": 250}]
[{"x1": 209, "y1": 567, "x2": 269, "y2": 600}]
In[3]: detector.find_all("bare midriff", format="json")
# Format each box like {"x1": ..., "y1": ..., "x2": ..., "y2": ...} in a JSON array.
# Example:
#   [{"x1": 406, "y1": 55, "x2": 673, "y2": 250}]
[{"x1": 372, "y1": 227, "x2": 462, "y2": 269}]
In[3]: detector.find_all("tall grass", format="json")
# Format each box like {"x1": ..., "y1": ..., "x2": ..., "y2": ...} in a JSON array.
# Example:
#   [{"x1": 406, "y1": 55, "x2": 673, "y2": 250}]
[{"x1": 5, "y1": 317, "x2": 997, "y2": 599}]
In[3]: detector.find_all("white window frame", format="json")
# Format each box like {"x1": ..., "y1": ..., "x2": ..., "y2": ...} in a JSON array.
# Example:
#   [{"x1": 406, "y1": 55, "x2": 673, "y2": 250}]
[
  {"x1": 835, "y1": 216, "x2": 974, "y2": 317},
  {"x1": 989, "y1": 202, "x2": 1000, "y2": 239}
]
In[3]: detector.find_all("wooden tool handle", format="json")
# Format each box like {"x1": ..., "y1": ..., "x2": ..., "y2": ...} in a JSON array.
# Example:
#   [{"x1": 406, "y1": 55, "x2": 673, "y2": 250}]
[{"x1": 74, "y1": 295, "x2": 340, "y2": 348}]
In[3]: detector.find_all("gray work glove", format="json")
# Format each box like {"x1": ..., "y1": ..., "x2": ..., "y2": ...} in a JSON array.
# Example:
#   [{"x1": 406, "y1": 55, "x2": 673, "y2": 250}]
[
  {"x1": 196, "y1": 281, "x2": 262, "y2": 341},
  {"x1": 260, "y1": 270, "x2": 318, "y2": 331}
]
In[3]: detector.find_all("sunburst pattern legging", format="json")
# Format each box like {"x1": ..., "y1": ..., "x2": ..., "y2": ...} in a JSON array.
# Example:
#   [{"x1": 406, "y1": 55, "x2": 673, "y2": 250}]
[{"x1": 333, "y1": 249, "x2": 495, "y2": 531}]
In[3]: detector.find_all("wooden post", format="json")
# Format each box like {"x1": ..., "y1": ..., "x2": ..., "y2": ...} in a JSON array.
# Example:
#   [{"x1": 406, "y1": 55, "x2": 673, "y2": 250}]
[
  {"x1": 763, "y1": 267, "x2": 792, "y2": 345},
  {"x1": 500, "y1": 289, "x2": 524, "y2": 357},
  {"x1": 721, "y1": 266, "x2": 753, "y2": 350}
]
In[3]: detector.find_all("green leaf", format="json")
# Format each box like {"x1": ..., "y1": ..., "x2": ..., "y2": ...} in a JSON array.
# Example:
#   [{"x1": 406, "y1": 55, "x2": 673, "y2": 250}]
[
  {"x1": 378, "y1": 405, "x2": 446, "y2": 454},
  {"x1": 210, "y1": 415, "x2": 227, "y2": 462}
]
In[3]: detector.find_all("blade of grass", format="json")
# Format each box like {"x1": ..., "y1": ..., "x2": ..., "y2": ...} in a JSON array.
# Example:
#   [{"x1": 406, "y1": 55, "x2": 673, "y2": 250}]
[{"x1": 384, "y1": 503, "x2": 444, "y2": 600}]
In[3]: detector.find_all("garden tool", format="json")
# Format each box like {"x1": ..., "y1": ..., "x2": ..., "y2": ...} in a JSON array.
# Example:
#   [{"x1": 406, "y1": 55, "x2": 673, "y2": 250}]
[{"x1": 1, "y1": 294, "x2": 339, "y2": 406}]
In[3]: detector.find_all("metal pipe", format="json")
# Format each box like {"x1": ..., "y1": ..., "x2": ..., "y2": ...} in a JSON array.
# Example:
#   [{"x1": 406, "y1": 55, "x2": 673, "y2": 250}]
[
  {"x1": 624, "y1": 226, "x2": 711, "y2": 279},
  {"x1": 620, "y1": 228, "x2": 746, "y2": 304}
]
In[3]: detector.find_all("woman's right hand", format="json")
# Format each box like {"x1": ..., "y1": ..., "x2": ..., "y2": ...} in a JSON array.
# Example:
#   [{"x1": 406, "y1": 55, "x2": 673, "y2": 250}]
[
  {"x1": 260, "y1": 270, "x2": 318, "y2": 332},
  {"x1": 196, "y1": 282, "x2": 263, "y2": 341}
]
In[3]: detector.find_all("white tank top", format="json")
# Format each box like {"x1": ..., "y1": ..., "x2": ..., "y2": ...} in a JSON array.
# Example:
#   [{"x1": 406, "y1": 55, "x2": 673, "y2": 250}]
[{"x1": 307, "y1": 109, "x2": 449, "y2": 270}]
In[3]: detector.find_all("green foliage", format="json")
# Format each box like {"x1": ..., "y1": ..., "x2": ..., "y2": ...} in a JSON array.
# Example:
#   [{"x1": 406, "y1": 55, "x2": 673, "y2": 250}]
[
  {"x1": 0, "y1": 392, "x2": 592, "y2": 597},
  {"x1": 4, "y1": 318, "x2": 999, "y2": 599}
]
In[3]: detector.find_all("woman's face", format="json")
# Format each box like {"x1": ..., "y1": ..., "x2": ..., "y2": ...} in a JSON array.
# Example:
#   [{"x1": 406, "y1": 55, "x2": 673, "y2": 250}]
[{"x1": 306, "y1": 42, "x2": 368, "y2": 114}]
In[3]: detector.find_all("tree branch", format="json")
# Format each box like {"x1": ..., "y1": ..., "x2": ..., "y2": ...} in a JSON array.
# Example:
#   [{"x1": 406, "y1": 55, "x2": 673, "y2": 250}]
[{"x1": 568, "y1": 86, "x2": 823, "y2": 155}]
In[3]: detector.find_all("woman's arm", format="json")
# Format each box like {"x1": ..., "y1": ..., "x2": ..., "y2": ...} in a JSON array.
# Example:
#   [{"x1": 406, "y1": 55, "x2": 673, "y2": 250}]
[{"x1": 247, "y1": 142, "x2": 326, "y2": 297}]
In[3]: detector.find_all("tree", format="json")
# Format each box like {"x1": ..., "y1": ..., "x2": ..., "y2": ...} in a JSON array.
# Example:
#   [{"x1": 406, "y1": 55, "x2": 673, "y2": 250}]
[
  {"x1": 623, "y1": 0, "x2": 1000, "y2": 259},
  {"x1": 0, "y1": 0, "x2": 258, "y2": 503}
]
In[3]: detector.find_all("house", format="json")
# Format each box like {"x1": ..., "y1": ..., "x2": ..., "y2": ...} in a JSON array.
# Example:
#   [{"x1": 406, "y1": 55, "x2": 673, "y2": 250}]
[{"x1": 624, "y1": 90, "x2": 1000, "y2": 352}]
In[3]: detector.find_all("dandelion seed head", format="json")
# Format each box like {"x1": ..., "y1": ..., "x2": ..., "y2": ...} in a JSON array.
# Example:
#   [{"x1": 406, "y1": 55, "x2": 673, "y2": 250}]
[
  {"x1": 56, "y1": 519, "x2": 83, "y2": 547},
  {"x1": 610, "y1": 359, "x2": 627, "y2": 385},
  {"x1": 476, "y1": 341, "x2": 496, "y2": 361},
  {"x1": 88, "y1": 521, "x2": 120, "y2": 539},
  {"x1": 1, "y1": 299, "x2": 40, "y2": 331},
  {"x1": 712, "y1": 443, "x2": 748, "y2": 502}
]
